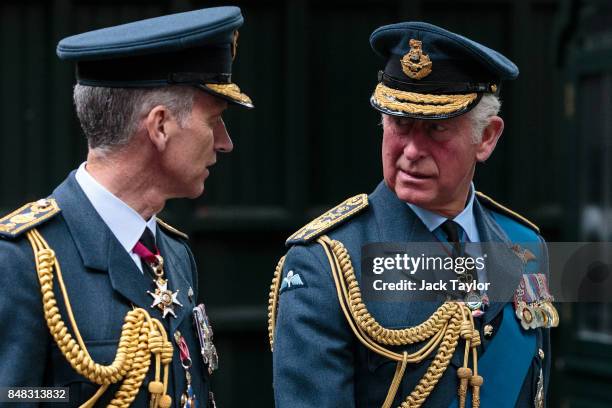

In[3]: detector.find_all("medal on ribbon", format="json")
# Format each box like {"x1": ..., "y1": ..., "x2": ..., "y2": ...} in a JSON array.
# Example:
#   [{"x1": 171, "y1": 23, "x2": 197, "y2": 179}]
[
  {"x1": 133, "y1": 242, "x2": 183, "y2": 319},
  {"x1": 513, "y1": 273, "x2": 559, "y2": 329},
  {"x1": 174, "y1": 330, "x2": 198, "y2": 408}
]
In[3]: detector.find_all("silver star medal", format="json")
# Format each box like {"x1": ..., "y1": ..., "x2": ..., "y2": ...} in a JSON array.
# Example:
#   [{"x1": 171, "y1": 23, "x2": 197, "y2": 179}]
[{"x1": 148, "y1": 278, "x2": 183, "y2": 318}]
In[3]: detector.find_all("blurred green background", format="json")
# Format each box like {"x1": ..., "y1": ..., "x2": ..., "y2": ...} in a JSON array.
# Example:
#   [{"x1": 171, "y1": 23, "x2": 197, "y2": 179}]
[{"x1": 1, "y1": 0, "x2": 612, "y2": 406}]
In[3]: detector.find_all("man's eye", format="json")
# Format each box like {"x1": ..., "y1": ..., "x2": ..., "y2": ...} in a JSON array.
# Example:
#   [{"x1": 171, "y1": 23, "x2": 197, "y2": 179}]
[
  {"x1": 396, "y1": 117, "x2": 413, "y2": 127},
  {"x1": 430, "y1": 123, "x2": 447, "y2": 132}
]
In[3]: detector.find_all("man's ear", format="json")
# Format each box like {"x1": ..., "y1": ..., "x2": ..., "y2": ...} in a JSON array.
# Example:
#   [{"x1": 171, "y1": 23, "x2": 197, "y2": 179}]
[
  {"x1": 144, "y1": 105, "x2": 172, "y2": 152},
  {"x1": 475, "y1": 116, "x2": 504, "y2": 162}
]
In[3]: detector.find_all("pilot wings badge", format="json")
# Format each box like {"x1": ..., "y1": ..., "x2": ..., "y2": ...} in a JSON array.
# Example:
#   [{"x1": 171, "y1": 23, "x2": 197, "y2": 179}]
[{"x1": 280, "y1": 270, "x2": 305, "y2": 294}]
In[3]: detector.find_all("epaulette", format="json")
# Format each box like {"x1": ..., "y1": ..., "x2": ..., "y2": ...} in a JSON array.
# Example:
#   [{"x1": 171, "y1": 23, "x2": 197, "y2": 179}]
[
  {"x1": 476, "y1": 191, "x2": 540, "y2": 234},
  {"x1": 0, "y1": 198, "x2": 61, "y2": 239},
  {"x1": 156, "y1": 218, "x2": 189, "y2": 240},
  {"x1": 286, "y1": 194, "x2": 369, "y2": 246}
]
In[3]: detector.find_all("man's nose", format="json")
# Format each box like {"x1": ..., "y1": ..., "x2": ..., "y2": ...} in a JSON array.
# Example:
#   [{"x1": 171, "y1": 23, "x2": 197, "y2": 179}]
[
  {"x1": 402, "y1": 125, "x2": 427, "y2": 160},
  {"x1": 214, "y1": 118, "x2": 233, "y2": 153}
]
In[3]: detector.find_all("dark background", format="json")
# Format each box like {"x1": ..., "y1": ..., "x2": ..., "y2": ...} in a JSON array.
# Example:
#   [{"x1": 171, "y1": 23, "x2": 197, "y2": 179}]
[{"x1": 1, "y1": 0, "x2": 612, "y2": 406}]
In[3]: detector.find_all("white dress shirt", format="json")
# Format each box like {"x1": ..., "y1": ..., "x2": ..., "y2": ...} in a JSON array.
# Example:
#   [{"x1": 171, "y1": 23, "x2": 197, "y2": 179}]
[{"x1": 75, "y1": 162, "x2": 157, "y2": 272}]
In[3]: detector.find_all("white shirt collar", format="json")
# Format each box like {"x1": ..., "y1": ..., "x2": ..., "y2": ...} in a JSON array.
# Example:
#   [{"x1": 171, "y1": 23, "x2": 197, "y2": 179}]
[
  {"x1": 406, "y1": 183, "x2": 479, "y2": 242},
  {"x1": 75, "y1": 162, "x2": 157, "y2": 255}
]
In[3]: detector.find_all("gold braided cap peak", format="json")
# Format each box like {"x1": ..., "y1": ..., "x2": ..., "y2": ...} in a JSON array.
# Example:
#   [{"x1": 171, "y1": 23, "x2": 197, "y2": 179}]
[
  {"x1": 286, "y1": 194, "x2": 369, "y2": 245},
  {"x1": 476, "y1": 191, "x2": 540, "y2": 233},
  {"x1": 0, "y1": 198, "x2": 60, "y2": 238},
  {"x1": 204, "y1": 83, "x2": 253, "y2": 106},
  {"x1": 156, "y1": 218, "x2": 189, "y2": 240},
  {"x1": 372, "y1": 83, "x2": 478, "y2": 116}
]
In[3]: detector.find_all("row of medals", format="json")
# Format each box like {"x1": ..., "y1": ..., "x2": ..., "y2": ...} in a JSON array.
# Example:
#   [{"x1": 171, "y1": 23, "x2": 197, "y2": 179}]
[
  {"x1": 515, "y1": 297, "x2": 559, "y2": 330},
  {"x1": 457, "y1": 262, "x2": 559, "y2": 329},
  {"x1": 144, "y1": 255, "x2": 219, "y2": 408}
]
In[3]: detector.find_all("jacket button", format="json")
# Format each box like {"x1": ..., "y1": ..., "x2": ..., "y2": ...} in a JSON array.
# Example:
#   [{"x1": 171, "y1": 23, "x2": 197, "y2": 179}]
[
  {"x1": 538, "y1": 348, "x2": 545, "y2": 360},
  {"x1": 483, "y1": 324, "x2": 494, "y2": 337}
]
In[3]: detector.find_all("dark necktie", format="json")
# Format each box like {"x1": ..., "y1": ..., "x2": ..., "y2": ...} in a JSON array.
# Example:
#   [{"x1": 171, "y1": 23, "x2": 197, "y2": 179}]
[
  {"x1": 440, "y1": 219, "x2": 478, "y2": 284},
  {"x1": 440, "y1": 219, "x2": 463, "y2": 257},
  {"x1": 139, "y1": 227, "x2": 157, "y2": 253},
  {"x1": 137, "y1": 227, "x2": 158, "y2": 275}
]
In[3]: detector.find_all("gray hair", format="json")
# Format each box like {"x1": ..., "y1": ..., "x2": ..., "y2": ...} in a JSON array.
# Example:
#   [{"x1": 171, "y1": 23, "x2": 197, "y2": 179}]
[
  {"x1": 73, "y1": 84, "x2": 197, "y2": 151},
  {"x1": 466, "y1": 94, "x2": 501, "y2": 143}
]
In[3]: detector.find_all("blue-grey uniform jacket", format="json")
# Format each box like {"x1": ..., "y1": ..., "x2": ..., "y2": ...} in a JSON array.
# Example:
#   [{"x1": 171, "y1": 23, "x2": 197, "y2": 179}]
[
  {"x1": 0, "y1": 172, "x2": 211, "y2": 407},
  {"x1": 273, "y1": 181, "x2": 552, "y2": 408}
]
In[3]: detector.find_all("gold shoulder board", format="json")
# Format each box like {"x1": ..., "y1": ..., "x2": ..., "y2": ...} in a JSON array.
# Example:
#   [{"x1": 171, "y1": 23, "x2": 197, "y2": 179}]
[
  {"x1": 476, "y1": 191, "x2": 540, "y2": 234},
  {"x1": 156, "y1": 218, "x2": 189, "y2": 240},
  {"x1": 0, "y1": 198, "x2": 61, "y2": 239},
  {"x1": 286, "y1": 194, "x2": 369, "y2": 245}
]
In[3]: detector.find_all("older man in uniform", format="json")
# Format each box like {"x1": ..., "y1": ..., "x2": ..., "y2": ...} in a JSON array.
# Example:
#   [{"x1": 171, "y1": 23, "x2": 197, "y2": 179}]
[
  {"x1": 269, "y1": 22, "x2": 558, "y2": 408},
  {"x1": 0, "y1": 6, "x2": 252, "y2": 407}
]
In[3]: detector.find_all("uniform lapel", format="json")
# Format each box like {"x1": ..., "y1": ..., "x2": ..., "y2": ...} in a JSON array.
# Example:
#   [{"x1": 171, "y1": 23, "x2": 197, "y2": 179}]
[
  {"x1": 52, "y1": 172, "x2": 160, "y2": 311},
  {"x1": 473, "y1": 198, "x2": 523, "y2": 324},
  {"x1": 156, "y1": 227, "x2": 192, "y2": 333}
]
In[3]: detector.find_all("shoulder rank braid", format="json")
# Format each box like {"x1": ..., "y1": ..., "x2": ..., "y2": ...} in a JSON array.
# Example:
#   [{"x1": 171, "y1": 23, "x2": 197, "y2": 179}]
[
  {"x1": 476, "y1": 191, "x2": 540, "y2": 233},
  {"x1": 268, "y1": 196, "x2": 484, "y2": 408},
  {"x1": 286, "y1": 194, "x2": 369, "y2": 245},
  {"x1": 5, "y1": 200, "x2": 176, "y2": 408},
  {"x1": 0, "y1": 199, "x2": 61, "y2": 238}
]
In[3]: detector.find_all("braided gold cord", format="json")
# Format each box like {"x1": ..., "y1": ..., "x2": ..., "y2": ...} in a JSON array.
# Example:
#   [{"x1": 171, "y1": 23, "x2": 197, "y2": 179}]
[
  {"x1": 400, "y1": 313, "x2": 462, "y2": 408},
  {"x1": 27, "y1": 229, "x2": 172, "y2": 408},
  {"x1": 318, "y1": 236, "x2": 472, "y2": 408},
  {"x1": 382, "y1": 352, "x2": 408, "y2": 408},
  {"x1": 267, "y1": 255, "x2": 286, "y2": 352},
  {"x1": 328, "y1": 238, "x2": 459, "y2": 347},
  {"x1": 373, "y1": 83, "x2": 477, "y2": 115}
]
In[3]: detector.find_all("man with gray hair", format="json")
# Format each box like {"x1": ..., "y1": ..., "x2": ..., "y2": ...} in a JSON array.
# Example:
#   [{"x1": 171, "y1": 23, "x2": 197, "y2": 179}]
[
  {"x1": 0, "y1": 7, "x2": 252, "y2": 407},
  {"x1": 269, "y1": 22, "x2": 557, "y2": 407}
]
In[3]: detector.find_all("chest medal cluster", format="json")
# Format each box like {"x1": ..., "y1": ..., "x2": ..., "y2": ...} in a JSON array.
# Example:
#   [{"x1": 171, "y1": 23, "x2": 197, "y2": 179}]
[
  {"x1": 514, "y1": 273, "x2": 559, "y2": 329},
  {"x1": 510, "y1": 245, "x2": 559, "y2": 329},
  {"x1": 193, "y1": 304, "x2": 219, "y2": 375}
]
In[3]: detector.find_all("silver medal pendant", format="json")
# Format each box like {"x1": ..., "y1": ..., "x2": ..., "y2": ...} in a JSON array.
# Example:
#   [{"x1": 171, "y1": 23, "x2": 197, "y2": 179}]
[{"x1": 193, "y1": 304, "x2": 219, "y2": 374}]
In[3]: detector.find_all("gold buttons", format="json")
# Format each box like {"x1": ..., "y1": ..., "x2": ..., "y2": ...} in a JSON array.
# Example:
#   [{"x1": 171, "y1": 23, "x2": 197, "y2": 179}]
[
  {"x1": 484, "y1": 324, "x2": 494, "y2": 337},
  {"x1": 538, "y1": 348, "x2": 545, "y2": 360}
]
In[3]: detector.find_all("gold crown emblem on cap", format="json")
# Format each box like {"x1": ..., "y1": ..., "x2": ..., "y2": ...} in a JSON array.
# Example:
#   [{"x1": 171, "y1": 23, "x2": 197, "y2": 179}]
[{"x1": 400, "y1": 39, "x2": 432, "y2": 80}]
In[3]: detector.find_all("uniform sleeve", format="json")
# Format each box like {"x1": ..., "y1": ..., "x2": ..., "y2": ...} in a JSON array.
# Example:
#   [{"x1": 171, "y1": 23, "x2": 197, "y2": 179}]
[
  {"x1": 273, "y1": 244, "x2": 356, "y2": 408},
  {"x1": 0, "y1": 239, "x2": 49, "y2": 391}
]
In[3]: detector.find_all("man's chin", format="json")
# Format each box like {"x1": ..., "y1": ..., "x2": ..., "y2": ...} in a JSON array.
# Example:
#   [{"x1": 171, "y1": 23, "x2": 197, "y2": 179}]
[
  {"x1": 393, "y1": 186, "x2": 436, "y2": 209},
  {"x1": 184, "y1": 183, "x2": 205, "y2": 199}
]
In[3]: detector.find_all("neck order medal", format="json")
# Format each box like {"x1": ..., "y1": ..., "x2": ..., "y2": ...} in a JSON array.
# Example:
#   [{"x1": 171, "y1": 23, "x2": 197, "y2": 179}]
[{"x1": 143, "y1": 252, "x2": 184, "y2": 319}]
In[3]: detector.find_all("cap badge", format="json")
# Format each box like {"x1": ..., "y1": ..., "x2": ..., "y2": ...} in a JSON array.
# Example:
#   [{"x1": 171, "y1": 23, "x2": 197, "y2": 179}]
[
  {"x1": 401, "y1": 39, "x2": 432, "y2": 80},
  {"x1": 231, "y1": 30, "x2": 239, "y2": 60}
]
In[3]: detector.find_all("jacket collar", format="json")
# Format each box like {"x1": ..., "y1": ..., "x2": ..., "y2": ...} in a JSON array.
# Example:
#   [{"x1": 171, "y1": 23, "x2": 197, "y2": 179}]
[
  {"x1": 369, "y1": 181, "x2": 436, "y2": 244},
  {"x1": 52, "y1": 172, "x2": 191, "y2": 328}
]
